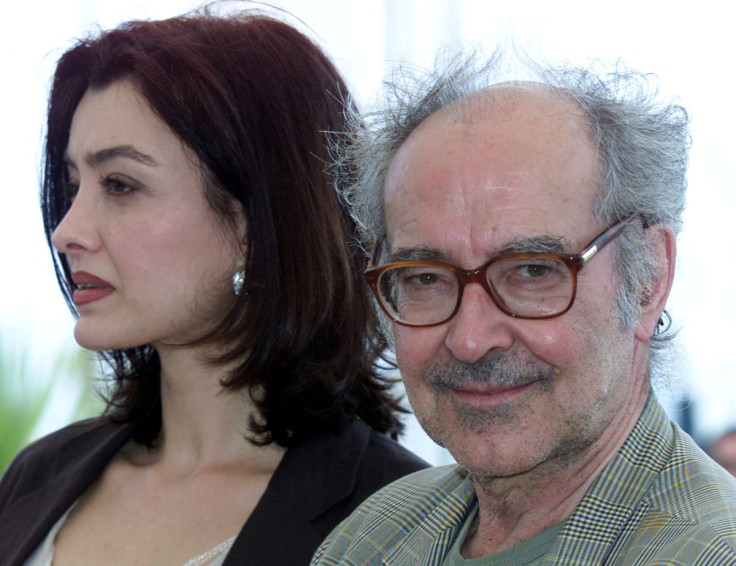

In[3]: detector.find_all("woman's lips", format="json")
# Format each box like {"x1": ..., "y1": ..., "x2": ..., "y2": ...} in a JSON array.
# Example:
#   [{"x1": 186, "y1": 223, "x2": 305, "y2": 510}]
[{"x1": 71, "y1": 271, "x2": 115, "y2": 306}]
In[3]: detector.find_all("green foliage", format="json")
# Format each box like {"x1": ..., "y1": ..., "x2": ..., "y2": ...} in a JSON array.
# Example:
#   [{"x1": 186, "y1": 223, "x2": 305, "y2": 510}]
[{"x1": 0, "y1": 336, "x2": 102, "y2": 474}]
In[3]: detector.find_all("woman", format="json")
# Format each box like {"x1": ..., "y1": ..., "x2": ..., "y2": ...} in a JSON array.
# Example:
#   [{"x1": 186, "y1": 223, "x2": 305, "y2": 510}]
[{"x1": 0, "y1": 8, "x2": 426, "y2": 565}]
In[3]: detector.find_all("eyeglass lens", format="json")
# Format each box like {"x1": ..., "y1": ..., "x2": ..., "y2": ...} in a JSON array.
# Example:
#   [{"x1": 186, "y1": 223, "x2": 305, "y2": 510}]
[{"x1": 377, "y1": 256, "x2": 575, "y2": 324}]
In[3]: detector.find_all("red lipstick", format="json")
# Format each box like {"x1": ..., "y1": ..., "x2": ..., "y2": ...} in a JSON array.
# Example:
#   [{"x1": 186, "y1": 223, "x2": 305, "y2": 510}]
[{"x1": 71, "y1": 271, "x2": 115, "y2": 306}]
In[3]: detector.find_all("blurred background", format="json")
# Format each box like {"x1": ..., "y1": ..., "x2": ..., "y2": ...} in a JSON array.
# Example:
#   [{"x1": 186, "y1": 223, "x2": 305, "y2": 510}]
[{"x1": 2, "y1": 0, "x2": 734, "y2": 470}]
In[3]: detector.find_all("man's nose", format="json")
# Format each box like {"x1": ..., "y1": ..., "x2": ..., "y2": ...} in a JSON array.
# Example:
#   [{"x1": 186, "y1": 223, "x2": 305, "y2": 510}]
[{"x1": 444, "y1": 282, "x2": 514, "y2": 363}]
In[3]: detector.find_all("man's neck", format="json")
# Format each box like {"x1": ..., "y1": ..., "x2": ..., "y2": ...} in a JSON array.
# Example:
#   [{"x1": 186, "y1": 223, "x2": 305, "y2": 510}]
[{"x1": 462, "y1": 382, "x2": 650, "y2": 559}]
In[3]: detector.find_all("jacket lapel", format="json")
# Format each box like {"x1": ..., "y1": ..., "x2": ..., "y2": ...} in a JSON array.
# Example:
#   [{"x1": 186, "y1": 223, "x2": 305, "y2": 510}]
[
  {"x1": 0, "y1": 420, "x2": 132, "y2": 566},
  {"x1": 225, "y1": 419, "x2": 373, "y2": 565},
  {"x1": 542, "y1": 396, "x2": 672, "y2": 565},
  {"x1": 385, "y1": 468, "x2": 475, "y2": 566}
]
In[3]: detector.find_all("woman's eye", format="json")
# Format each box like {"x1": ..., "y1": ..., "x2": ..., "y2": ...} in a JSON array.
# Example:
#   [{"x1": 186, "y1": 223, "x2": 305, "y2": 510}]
[
  {"x1": 103, "y1": 176, "x2": 137, "y2": 195},
  {"x1": 65, "y1": 181, "x2": 80, "y2": 204}
]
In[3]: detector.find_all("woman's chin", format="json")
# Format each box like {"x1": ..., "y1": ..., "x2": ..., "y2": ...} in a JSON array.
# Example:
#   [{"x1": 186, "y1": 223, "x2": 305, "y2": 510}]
[{"x1": 73, "y1": 321, "x2": 137, "y2": 352}]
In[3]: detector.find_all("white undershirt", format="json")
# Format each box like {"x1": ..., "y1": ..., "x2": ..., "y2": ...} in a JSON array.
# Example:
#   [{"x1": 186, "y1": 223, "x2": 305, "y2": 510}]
[{"x1": 24, "y1": 503, "x2": 235, "y2": 566}]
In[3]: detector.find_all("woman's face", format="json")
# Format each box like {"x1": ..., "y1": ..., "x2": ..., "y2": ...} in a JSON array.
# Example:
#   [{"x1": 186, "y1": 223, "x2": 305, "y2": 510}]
[{"x1": 52, "y1": 80, "x2": 242, "y2": 352}]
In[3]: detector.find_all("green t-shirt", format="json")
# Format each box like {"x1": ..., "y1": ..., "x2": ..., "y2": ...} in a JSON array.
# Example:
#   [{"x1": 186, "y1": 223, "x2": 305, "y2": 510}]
[{"x1": 443, "y1": 502, "x2": 565, "y2": 566}]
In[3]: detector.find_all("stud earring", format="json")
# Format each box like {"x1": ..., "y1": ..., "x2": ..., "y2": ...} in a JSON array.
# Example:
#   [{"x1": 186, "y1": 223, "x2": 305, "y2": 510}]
[{"x1": 232, "y1": 270, "x2": 245, "y2": 296}]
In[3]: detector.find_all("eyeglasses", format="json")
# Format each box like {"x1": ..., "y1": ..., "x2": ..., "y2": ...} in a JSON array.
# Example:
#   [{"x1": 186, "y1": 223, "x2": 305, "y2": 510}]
[{"x1": 365, "y1": 218, "x2": 632, "y2": 327}]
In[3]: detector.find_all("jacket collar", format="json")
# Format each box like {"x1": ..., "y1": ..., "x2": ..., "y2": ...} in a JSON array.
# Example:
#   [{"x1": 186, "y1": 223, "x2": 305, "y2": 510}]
[
  {"x1": 225, "y1": 418, "x2": 374, "y2": 565},
  {"x1": 544, "y1": 393, "x2": 672, "y2": 564},
  {"x1": 0, "y1": 419, "x2": 132, "y2": 566}
]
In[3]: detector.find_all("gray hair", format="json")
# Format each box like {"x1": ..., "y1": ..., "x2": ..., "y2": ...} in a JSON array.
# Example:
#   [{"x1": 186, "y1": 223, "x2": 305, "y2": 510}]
[{"x1": 336, "y1": 49, "x2": 690, "y2": 374}]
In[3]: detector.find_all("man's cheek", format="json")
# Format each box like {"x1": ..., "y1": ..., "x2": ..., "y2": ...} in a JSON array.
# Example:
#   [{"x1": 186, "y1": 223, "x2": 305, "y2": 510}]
[{"x1": 393, "y1": 327, "x2": 442, "y2": 371}]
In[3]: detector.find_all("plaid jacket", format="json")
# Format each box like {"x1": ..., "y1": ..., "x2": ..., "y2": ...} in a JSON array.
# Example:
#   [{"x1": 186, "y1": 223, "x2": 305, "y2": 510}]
[{"x1": 312, "y1": 397, "x2": 736, "y2": 565}]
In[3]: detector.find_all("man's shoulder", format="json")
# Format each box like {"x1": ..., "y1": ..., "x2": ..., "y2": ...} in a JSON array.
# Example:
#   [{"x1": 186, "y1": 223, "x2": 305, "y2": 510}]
[
  {"x1": 642, "y1": 423, "x2": 736, "y2": 540},
  {"x1": 553, "y1": 399, "x2": 736, "y2": 565},
  {"x1": 336, "y1": 463, "x2": 470, "y2": 524},
  {"x1": 312, "y1": 464, "x2": 474, "y2": 565},
  {"x1": 358, "y1": 462, "x2": 469, "y2": 510},
  {"x1": 609, "y1": 417, "x2": 736, "y2": 563}
]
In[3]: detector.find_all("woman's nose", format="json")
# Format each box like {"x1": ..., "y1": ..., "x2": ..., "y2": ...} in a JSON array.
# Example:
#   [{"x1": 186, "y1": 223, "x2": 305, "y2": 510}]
[{"x1": 50, "y1": 187, "x2": 100, "y2": 256}]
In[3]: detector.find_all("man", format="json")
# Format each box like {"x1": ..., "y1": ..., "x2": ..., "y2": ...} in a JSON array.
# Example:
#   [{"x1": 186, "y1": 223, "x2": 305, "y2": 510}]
[
  {"x1": 312, "y1": 53, "x2": 736, "y2": 565},
  {"x1": 710, "y1": 429, "x2": 736, "y2": 477}
]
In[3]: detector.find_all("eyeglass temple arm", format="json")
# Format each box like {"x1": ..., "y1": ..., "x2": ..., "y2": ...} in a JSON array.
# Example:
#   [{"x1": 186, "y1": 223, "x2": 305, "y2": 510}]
[
  {"x1": 580, "y1": 218, "x2": 632, "y2": 265},
  {"x1": 367, "y1": 239, "x2": 384, "y2": 268}
]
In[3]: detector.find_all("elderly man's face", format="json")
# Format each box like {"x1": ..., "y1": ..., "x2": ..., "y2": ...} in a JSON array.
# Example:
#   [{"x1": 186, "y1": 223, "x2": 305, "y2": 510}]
[{"x1": 384, "y1": 88, "x2": 649, "y2": 478}]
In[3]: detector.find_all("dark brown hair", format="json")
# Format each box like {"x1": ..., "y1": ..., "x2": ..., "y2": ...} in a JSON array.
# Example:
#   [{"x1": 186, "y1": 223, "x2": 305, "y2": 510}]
[{"x1": 42, "y1": 7, "x2": 404, "y2": 446}]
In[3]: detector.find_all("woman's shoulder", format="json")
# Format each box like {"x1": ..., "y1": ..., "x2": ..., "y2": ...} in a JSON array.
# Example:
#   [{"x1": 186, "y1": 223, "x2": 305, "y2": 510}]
[
  {"x1": 269, "y1": 418, "x2": 428, "y2": 540},
  {"x1": 340, "y1": 419, "x2": 430, "y2": 504},
  {"x1": 1, "y1": 418, "x2": 132, "y2": 504},
  {"x1": 12, "y1": 418, "x2": 126, "y2": 463},
  {"x1": 364, "y1": 425, "x2": 430, "y2": 476}
]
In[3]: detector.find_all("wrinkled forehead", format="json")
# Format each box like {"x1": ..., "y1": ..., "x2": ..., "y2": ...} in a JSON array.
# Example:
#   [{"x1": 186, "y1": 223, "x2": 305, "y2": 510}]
[{"x1": 383, "y1": 85, "x2": 601, "y2": 258}]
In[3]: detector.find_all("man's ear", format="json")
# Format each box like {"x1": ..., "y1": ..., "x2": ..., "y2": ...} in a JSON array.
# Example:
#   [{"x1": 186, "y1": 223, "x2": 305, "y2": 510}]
[{"x1": 634, "y1": 223, "x2": 676, "y2": 343}]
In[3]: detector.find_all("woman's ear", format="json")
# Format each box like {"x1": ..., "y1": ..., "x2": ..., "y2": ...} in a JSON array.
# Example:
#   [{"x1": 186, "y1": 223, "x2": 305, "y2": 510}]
[
  {"x1": 634, "y1": 223, "x2": 676, "y2": 343},
  {"x1": 233, "y1": 203, "x2": 248, "y2": 256}
]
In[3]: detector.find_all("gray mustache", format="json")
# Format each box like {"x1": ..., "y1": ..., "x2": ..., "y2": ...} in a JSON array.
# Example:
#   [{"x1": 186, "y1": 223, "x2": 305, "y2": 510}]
[{"x1": 424, "y1": 352, "x2": 555, "y2": 389}]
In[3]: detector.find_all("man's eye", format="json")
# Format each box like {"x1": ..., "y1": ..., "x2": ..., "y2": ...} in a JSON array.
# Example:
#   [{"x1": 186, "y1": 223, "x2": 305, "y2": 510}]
[
  {"x1": 412, "y1": 273, "x2": 439, "y2": 285},
  {"x1": 519, "y1": 263, "x2": 551, "y2": 278},
  {"x1": 401, "y1": 268, "x2": 453, "y2": 288}
]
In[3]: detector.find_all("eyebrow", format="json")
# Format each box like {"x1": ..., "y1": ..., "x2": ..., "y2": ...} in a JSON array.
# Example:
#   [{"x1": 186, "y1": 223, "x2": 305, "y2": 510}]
[
  {"x1": 387, "y1": 236, "x2": 568, "y2": 264},
  {"x1": 497, "y1": 236, "x2": 567, "y2": 255},
  {"x1": 388, "y1": 247, "x2": 445, "y2": 263},
  {"x1": 65, "y1": 145, "x2": 160, "y2": 169}
]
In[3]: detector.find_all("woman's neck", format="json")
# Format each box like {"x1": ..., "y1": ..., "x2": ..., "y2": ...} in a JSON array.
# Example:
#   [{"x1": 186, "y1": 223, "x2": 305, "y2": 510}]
[{"x1": 130, "y1": 345, "x2": 284, "y2": 477}]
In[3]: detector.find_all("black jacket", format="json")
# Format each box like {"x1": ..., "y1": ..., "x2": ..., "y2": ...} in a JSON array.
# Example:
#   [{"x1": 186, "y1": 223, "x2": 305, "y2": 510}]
[{"x1": 0, "y1": 417, "x2": 427, "y2": 565}]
